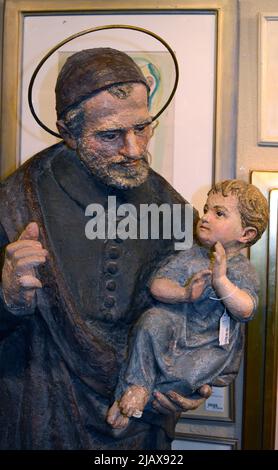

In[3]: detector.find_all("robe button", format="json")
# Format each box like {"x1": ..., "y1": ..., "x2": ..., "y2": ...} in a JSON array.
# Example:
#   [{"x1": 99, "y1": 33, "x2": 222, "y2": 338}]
[
  {"x1": 106, "y1": 280, "x2": 116, "y2": 291},
  {"x1": 104, "y1": 296, "x2": 115, "y2": 308},
  {"x1": 108, "y1": 246, "x2": 120, "y2": 259},
  {"x1": 106, "y1": 262, "x2": 118, "y2": 274}
]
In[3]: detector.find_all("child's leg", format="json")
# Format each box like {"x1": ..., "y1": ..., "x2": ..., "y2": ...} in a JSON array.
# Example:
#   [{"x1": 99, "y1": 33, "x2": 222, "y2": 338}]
[
  {"x1": 106, "y1": 401, "x2": 129, "y2": 429},
  {"x1": 106, "y1": 385, "x2": 150, "y2": 429},
  {"x1": 106, "y1": 307, "x2": 170, "y2": 429}
]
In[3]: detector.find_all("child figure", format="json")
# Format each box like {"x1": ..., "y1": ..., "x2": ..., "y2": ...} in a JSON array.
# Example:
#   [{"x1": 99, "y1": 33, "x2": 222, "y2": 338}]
[{"x1": 106, "y1": 179, "x2": 269, "y2": 429}]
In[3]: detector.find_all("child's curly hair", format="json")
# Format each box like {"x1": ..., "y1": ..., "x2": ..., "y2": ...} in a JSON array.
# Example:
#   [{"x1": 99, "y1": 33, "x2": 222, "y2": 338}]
[{"x1": 208, "y1": 179, "x2": 269, "y2": 246}]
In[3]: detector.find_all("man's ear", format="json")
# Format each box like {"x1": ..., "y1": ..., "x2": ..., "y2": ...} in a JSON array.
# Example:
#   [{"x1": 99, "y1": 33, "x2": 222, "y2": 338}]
[
  {"x1": 238, "y1": 227, "x2": 258, "y2": 245},
  {"x1": 56, "y1": 120, "x2": 77, "y2": 150}
]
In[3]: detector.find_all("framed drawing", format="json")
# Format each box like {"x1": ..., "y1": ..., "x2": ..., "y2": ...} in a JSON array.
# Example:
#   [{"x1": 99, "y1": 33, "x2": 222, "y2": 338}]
[
  {"x1": 243, "y1": 171, "x2": 278, "y2": 449},
  {"x1": 181, "y1": 384, "x2": 235, "y2": 422},
  {"x1": 258, "y1": 14, "x2": 278, "y2": 146},
  {"x1": 172, "y1": 433, "x2": 238, "y2": 450},
  {"x1": 0, "y1": 0, "x2": 238, "y2": 214}
]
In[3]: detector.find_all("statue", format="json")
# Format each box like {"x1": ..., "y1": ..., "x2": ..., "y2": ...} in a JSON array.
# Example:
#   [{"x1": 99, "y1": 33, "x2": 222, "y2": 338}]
[
  {"x1": 106, "y1": 180, "x2": 268, "y2": 429},
  {"x1": 0, "y1": 47, "x2": 211, "y2": 450}
]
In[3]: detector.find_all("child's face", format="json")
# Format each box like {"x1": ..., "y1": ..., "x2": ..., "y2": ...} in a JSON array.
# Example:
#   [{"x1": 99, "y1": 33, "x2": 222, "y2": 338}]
[{"x1": 197, "y1": 192, "x2": 245, "y2": 249}]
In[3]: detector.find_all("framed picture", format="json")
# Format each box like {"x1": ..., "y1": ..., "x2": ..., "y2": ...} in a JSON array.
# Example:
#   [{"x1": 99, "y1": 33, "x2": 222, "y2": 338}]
[
  {"x1": 243, "y1": 171, "x2": 278, "y2": 449},
  {"x1": 0, "y1": 0, "x2": 238, "y2": 214},
  {"x1": 172, "y1": 432, "x2": 238, "y2": 450},
  {"x1": 258, "y1": 14, "x2": 278, "y2": 146},
  {"x1": 180, "y1": 384, "x2": 235, "y2": 422}
]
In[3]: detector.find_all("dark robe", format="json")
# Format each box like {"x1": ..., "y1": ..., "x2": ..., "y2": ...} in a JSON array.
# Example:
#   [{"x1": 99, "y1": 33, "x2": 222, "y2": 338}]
[{"x1": 0, "y1": 142, "x2": 194, "y2": 450}]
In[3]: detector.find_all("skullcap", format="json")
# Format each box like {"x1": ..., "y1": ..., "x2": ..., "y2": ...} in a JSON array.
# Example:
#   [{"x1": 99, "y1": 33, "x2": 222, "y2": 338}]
[{"x1": 55, "y1": 47, "x2": 149, "y2": 117}]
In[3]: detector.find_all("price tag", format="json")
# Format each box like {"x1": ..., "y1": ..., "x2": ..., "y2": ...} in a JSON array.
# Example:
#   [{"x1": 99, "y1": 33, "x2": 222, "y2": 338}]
[{"x1": 219, "y1": 308, "x2": 230, "y2": 346}]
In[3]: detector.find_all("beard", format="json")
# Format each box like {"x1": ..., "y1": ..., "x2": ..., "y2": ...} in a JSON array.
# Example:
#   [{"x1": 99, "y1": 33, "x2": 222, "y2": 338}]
[{"x1": 77, "y1": 148, "x2": 150, "y2": 189}]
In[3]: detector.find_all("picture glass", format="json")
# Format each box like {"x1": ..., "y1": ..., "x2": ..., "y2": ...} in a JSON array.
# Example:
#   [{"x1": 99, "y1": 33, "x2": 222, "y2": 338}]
[{"x1": 21, "y1": 12, "x2": 216, "y2": 213}]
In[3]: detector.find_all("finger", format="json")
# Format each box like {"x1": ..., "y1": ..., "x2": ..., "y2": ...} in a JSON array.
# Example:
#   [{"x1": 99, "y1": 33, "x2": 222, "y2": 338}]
[
  {"x1": 191, "y1": 277, "x2": 204, "y2": 286},
  {"x1": 15, "y1": 255, "x2": 47, "y2": 274},
  {"x1": 24, "y1": 291, "x2": 37, "y2": 304},
  {"x1": 18, "y1": 222, "x2": 39, "y2": 241},
  {"x1": 165, "y1": 390, "x2": 205, "y2": 411},
  {"x1": 13, "y1": 248, "x2": 48, "y2": 261},
  {"x1": 215, "y1": 241, "x2": 225, "y2": 255},
  {"x1": 152, "y1": 399, "x2": 171, "y2": 415},
  {"x1": 198, "y1": 384, "x2": 212, "y2": 399},
  {"x1": 214, "y1": 253, "x2": 221, "y2": 263},
  {"x1": 6, "y1": 240, "x2": 43, "y2": 257},
  {"x1": 198, "y1": 270, "x2": 212, "y2": 281},
  {"x1": 199, "y1": 269, "x2": 212, "y2": 276},
  {"x1": 192, "y1": 270, "x2": 211, "y2": 282},
  {"x1": 19, "y1": 275, "x2": 42, "y2": 289},
  {"x1": 152, "y1": 391, "x2": 178, "y2": 413}
]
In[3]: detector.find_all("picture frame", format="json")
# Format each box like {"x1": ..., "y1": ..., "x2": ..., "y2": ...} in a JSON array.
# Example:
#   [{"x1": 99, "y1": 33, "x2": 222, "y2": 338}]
[
  {"x1": 258, "y1": 14, "x2": 278, "y2": 146},
  {"x1": 0, "y1": 0, "x2": 238, "y2": 196},
  {"x1": 243, "y1": 171, "x2": 278, "y2": 449},
  {"x1": 180, "y1": 384, "x2": 235, "y2": 422},
  {"x1": 172, "y1": 432, "x2": 238, "y2": 450}
]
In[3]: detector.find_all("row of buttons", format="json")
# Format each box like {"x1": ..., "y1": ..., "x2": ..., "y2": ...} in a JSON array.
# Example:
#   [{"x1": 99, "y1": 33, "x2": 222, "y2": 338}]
[{"x1": 103, "y1": 240, "x2": 123, "y2": 310}]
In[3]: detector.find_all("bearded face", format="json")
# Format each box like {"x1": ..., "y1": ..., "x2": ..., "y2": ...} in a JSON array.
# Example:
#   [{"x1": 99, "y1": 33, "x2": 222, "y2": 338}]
[{"x1": 73, "y1": 83, "x2": 153, "y2": 189}]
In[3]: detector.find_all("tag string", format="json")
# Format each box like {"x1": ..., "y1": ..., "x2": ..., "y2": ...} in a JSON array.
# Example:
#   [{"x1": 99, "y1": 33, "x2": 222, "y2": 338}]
[{"x1": 209, "y1": 285, "x2": 238, "y2": 301}]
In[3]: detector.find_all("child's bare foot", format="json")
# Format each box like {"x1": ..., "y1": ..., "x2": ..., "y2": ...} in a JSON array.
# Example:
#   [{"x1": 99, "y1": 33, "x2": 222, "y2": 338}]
[
  {"x1": 106, "y1": 401, "x2": 129, "y2": 429},
  {"x1": 119, "y1": 385, "x2": 150, "y2": 418}
]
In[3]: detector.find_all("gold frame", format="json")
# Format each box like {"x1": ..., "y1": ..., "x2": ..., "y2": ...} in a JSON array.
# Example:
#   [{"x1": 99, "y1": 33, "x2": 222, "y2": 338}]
[
  {"x1": 243, "y1": 171, "x2": 278, "y2": 450},
  {"x1": 172, "y1": 432, "x2": 238, "y2": 450},
  {"x1": 0, "y1": 0, "x2": 238, "y2": 179}
]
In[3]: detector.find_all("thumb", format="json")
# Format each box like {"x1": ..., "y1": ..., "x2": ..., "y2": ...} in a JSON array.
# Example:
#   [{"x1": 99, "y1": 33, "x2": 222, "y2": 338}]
[{"x1": 18, "y1": 222, "x2": 39, "y2": 241}]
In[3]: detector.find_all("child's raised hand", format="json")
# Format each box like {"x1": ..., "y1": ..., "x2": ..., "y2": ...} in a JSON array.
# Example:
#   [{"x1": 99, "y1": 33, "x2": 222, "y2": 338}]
[
  {"x1": 212, "y1": 241, "x2": 227, "y2": 281},
  {"x1": 185, "y1": 269, "x2": 212, "y2": 302}
]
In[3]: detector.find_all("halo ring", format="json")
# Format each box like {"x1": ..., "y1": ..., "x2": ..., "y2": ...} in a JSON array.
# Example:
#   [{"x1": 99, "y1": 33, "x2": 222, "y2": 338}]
[{"x1": 28, "y1": 24, "x2": 179, "y2": 138}]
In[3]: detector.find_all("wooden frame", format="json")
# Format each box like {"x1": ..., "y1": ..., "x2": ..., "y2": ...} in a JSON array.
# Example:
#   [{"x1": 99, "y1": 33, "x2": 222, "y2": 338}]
[
  {"x1": 0, "y1": 0, "x2": 238, "y2": 181},
  {"x1": 172, "y1": 432, "x2": 238, "y2": 450},
  {"x1": 258, "y1": 13, "x2": 278, "y2": 146},
  {"x1": 181, "y1": 384, "x2": 235, "y2": 422},
  {"x1": 243, "y1": 171, "x2": 278, "y2": 450}
]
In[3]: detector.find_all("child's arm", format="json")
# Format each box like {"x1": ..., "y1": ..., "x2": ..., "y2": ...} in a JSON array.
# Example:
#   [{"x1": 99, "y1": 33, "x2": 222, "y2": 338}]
[
  {"x1": 212, "y1": 242, "x2": 254, "y2": 320},
  {"x1": 150, "y1": 270, "x2": 211, "y2": 304}
]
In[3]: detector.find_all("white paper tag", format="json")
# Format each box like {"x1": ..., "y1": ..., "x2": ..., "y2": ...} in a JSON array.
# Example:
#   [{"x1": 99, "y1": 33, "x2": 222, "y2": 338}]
[
  {"x1": 205, "y1": 386, "x2": 225, "y2": 412},
  {"x1": 219, "y1": 308, "x2": 230, "y2": 345}
]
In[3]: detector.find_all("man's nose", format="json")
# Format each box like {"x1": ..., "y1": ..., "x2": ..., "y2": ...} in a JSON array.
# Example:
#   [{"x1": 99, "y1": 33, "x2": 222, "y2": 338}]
[{"x1": 120, "y1": 130, "x2": 142, "y2": 158}]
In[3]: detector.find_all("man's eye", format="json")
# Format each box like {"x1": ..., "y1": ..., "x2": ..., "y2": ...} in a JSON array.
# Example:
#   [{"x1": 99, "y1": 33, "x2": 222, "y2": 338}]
[
  {"x1": 134, "y1": 125, "x2": 148, "y2": 135},
  {"x1": 97, "y1": 131, "x2": 120, "y2": 142}
]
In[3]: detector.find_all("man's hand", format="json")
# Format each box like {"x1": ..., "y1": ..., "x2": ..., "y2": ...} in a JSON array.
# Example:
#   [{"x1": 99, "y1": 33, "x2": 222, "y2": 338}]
[
  {"x1": 151, "y1": 384, "x2": 212, "y2": 415},
  {"x1": 2, "y1": 222, "x2": 48, "y2": 308}
]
